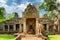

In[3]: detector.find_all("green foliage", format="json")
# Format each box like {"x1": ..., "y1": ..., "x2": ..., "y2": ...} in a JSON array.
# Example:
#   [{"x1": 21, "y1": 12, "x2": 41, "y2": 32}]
[
  {"x1": 0, "y1": 7, "x2": 6, "y2": 22},
  {"x1": 6, "y1": 13, "x2": 14, "y2": 20},
  {"x1": 44, "y1": 0, "x2": 56, "y2": 3},
  {"x1": 0, "y1": 18, "x2": 5, "y2": 22},
  {"x1": 42, "y1": 11, "x2": 52, "y2": 19},
  {"x1": 47, "y1": 11, "x2": 52, "y2": 19},
  {"x1": 38, "y1": 0, "x2": 60, "y2": 19},
  {"x1": 0, "y1": 7, "x2": 5, "y2": 18},
  {"x1": 0, "y1": 13, "x2": 14, "y2": 22},
  {"x1": 39, "y1": 0, "x2": 57, "y2": 11},
  {"x1": 0, "y1": 34, "x2": 13, "y2": 40}
]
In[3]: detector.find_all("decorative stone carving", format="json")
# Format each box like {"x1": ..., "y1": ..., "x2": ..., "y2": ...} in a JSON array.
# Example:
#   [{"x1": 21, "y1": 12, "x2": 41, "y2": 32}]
[{"x1": 23, "y1": 3, "x2": 39, "y2": 18}]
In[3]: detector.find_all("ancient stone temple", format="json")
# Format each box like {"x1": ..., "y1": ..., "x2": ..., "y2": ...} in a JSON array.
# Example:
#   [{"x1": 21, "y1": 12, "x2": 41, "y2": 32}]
[
  {"x1": 14, "y1": 4, "x2": 46, "y2": 40},
  {"x1": 0, "y1": 4, "x2": 60, "y2": 40}
]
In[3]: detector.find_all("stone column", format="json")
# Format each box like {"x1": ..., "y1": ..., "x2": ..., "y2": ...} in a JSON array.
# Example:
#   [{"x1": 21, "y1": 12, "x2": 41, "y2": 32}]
[
  {"x1": 8, "y1": 25, "x2": 10, "y2": 31},
  {"x1": 47, "y1": 24, "x2": 49, "y2": 31},
  {"x1": 20, "y1": 24, "x2": 22, "y2": 33},
  {"x1": 58, "y1": 25, "x2": 59, "y2": 32},
  {"x1": 3, "y1": 25, "x2": 5, "y2": 31},
  {"x1": 14, "y1": 25, "x2": 16, "y2": 31},
  {"x1": 53, "y1": 25, "x2": 56, "y2": 32},
  {"x1": 23, "y1": 19, "x2": 27, "y2": 34},
  {"x1": 36, "y1": 18, "x2": 39, "y2": 35}
]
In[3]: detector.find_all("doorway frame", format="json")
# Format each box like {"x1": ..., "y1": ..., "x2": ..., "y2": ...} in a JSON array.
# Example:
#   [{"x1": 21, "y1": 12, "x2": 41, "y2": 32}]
[{"x1": 26, "y1": 18, "x2": 36, "y2": 34}]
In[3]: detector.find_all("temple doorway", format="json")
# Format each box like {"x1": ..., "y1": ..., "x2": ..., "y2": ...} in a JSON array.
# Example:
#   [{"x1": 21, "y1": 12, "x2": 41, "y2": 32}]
[
  {"x1": 43, "y1": 24, "x2": 47, "y2": 30},
  {"x1": 26, "y1": 18, "x2": 36, "y2": 34}
]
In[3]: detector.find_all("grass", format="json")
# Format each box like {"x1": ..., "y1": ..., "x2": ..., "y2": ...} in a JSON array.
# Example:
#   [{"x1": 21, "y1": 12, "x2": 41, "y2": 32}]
[
  {"x1": 0, "y1": 34, "x2": 13, "y2": 40},
  {"x1": 0, "y1": 34, "x2": 60, "y2": 40},
  {"x1": 48, "y1": 35, "x2": 60, "y2": 40}
]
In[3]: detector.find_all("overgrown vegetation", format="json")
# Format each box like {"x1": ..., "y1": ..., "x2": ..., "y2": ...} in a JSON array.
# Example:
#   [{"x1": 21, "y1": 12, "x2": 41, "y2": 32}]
[{"x1": 0, "y1": 12, "x2": 14, "y2": 22}]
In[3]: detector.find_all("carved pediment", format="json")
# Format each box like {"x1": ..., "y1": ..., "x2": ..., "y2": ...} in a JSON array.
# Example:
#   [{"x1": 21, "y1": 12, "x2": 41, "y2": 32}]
[{"x1": 23, "y1": 3, "x2": 39, "y2": 18}]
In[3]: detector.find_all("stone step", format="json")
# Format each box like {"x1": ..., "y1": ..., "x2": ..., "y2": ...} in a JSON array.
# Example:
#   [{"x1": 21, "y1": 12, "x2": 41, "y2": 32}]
[
  {"x1": 14, "y1": 34, "x2": 46, "y2": 40},
  {"x1": 21, "y1": 37, "x2": 43, "y2": 40},
  {"x1": 21, "y1": 35, "x2": 44, "y2": 40}
]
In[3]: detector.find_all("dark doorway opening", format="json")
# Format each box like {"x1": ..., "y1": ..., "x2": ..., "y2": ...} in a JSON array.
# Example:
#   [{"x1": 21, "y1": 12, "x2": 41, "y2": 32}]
[
  {"x1": 5, "y1": 25, "x2": 8, "y2": 31},
  {"x1": 43, "y1": 24, "x2": 47, "y2": 30},
  {"x1": 55, "y1": 25, "x2": 58, "y2": 32},
  {"x1": 49, "y1": 25, "x2": 53, "y2": 32},
  {"x1": 28, "y1": 25, "x2": 35, "y2": 34},
  {"x1": 26, "y1": 18, "x2": 36, "y2": 34},
  {"x1": 16, "y1": 24, "x2": 19, "y2": 31},
  {"x1": 21, "y1": 24, "x2": 23, "y2": 32},
  {"x1": 9, "y1": 25, "x2": 13, "y2": 31}
]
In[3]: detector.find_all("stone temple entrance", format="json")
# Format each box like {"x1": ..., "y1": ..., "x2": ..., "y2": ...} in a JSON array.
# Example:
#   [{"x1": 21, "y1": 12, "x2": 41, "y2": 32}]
[
  {"x1": 26, "y1": 18, "x2": 36, "y2": 34},
  {"x1": 14, "y1": 4, "x2": 46, "y2": 40}
]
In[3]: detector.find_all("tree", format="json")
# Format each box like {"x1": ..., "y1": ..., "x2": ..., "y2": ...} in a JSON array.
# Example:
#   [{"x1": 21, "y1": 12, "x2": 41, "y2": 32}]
[
  {"x1": 0, "y1": 7, "x2": 5, "y2": 19},
  {"x1": 6, "y1": 12, "x2": 15, "y2": 20},
  {"x1": 39, "y1": 0, "x2": 57, "y2": 11},
  {"x1": 34, "y1": 0, "x2": 60, "y2": 19}
]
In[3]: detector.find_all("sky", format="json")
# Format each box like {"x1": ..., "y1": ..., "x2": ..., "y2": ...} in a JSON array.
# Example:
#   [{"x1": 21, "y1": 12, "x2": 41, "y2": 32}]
[{"x1": 0, "y1": 0, "x2": 60, "y2": 17}]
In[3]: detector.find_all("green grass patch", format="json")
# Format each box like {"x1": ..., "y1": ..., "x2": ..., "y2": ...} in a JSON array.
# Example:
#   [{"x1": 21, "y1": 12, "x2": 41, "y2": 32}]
[
  {"x1": 0, "y1": 34, "x2": 13, "y2": 40},
  {"x1": 48, "y1": 35, "x2": 60, "y2": 40},
  {"x1": 0, "y1": 34, "x2": 60, "y2": 40}
]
